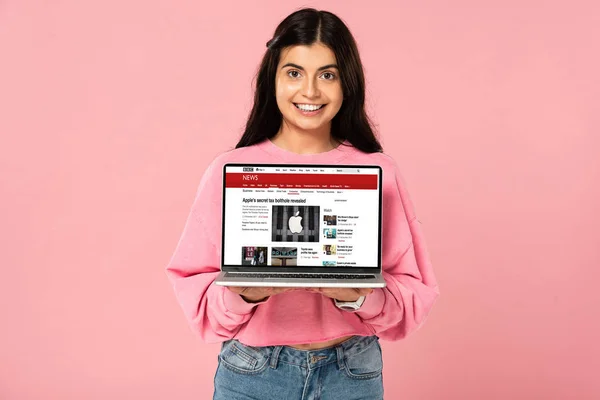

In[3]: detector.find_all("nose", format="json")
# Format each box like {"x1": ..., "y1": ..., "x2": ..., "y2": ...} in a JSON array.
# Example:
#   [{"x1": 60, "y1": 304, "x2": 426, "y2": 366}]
[{"x1": 301, "y1": 76, "x2": 321, "y2": 98}]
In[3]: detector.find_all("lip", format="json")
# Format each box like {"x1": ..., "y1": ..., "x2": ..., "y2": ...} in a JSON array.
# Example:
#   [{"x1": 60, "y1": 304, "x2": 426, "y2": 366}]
[{"x1": 294, "y1": 103, "x2": 326, "y2": 116}]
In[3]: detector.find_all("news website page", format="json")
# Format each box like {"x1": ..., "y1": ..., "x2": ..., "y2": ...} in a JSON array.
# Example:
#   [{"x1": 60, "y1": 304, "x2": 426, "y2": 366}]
[{"x1": 223, "y1": 165, "x2": 380, "y2": 268}]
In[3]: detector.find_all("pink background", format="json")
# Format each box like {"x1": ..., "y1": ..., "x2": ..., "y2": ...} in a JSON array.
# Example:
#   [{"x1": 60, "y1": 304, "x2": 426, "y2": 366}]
[{"x1": 1, "y1": 0, "x2": 598, "y2": 399}]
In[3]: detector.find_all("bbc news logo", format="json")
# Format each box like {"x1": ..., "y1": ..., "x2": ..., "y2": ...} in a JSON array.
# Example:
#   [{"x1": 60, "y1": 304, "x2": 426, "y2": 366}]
[{"x1": 243, "y1": 167, "x2": 254, "y2": 172}]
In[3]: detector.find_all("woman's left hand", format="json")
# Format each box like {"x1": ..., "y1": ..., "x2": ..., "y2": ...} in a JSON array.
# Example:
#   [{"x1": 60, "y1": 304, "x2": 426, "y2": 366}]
[{"x1": 307, "y1": 287, "x2": 373, "y2": 302}]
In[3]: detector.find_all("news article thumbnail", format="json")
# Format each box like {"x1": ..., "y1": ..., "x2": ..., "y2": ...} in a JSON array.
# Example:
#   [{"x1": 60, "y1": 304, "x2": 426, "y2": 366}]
[
  {"x1": 323, "y1": 228, "x2": 336, "y2": 239},
  {"x1": 323, "y1": 215, "x2": 337, "y2": 226},
  {"x1": 271, "y1": 205, "x2": 320, "y2": 243},
  {"x1": 271, "y1": 247, "x2": 297, "y2": 266},
  {"x1": 241, "y1": 246, "x2": 268, "y2": 266},
  {"x1": 323, "y1": 244, "x2": 337, "y2": 255}
]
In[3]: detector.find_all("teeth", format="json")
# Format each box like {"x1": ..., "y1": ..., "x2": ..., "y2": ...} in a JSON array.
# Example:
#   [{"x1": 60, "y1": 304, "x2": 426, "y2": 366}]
[{"x1": 295, "y1": 104, "x2": 324, "y2": 111}]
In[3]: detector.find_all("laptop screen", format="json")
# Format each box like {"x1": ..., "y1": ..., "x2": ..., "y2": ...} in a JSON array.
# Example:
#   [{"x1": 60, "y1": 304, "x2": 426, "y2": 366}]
[{"x1": 221, "y1": 164, "x2": 382, "y2": 271}]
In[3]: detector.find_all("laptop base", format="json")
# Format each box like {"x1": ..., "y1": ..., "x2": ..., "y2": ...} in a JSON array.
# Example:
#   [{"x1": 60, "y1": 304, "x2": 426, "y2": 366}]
[{"x1": 213, "y1": 271, "x2": 386, "y2": 288}]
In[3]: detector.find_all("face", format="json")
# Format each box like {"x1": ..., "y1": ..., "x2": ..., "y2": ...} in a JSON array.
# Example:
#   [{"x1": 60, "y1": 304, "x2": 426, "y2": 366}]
[{"x1": 275, "y1": 42, "x2": 343, "y2": 135}]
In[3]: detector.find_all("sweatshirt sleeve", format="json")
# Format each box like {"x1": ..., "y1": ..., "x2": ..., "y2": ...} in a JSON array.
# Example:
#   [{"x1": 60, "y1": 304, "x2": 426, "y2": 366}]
[
  {"x1": 354, "y1": 161, "x2": 440, "y2": 340},
  {"x1": 165, "y1": 158, "x2": 264, "y2": 343}
]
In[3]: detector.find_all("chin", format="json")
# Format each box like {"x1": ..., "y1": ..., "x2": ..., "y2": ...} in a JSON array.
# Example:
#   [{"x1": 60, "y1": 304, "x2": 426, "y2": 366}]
[
  {"x1": 295, "y1": 123, "x2": 329, "y2": 133},
  {"x1": 294, "y1": 117, "x2": 331, "y2": 130}
]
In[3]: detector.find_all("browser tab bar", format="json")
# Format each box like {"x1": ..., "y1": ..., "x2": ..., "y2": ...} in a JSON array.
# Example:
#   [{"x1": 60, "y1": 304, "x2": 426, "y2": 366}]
[{"x1": 225, "y1": 165, "x2": 378, "y2": 175}]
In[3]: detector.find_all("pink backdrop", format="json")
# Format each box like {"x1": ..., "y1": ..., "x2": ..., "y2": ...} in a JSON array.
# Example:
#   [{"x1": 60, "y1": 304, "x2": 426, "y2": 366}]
[{"x1": 1, "y1": 0, "x2": 598, "y2": 399}]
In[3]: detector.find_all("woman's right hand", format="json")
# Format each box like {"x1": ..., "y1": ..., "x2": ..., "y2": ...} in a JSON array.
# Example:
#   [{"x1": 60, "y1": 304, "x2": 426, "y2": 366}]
[{"x1": 227, "y1": 286, "x2": 294, "y2": 303}]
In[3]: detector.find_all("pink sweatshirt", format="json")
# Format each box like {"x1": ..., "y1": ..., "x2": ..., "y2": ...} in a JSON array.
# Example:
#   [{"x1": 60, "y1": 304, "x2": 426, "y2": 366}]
[{"x1": 165, "y1": 139, "x2": 439, "y2": 346}]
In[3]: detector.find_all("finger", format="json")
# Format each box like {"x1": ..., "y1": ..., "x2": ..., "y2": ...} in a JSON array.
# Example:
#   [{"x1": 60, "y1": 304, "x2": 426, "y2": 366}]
[
  {"x1": 227, "y1": 286, "x2": 246, "y2": 294},
  {"x1": 270, "y1": 287, "x2": 293, "y2": 294},
  {"x1": 319, "y1": 288, "x2": 341, "y2": 296},
  {"x1": 315, "y1": 287, "x2": 333, "y2": 293}
]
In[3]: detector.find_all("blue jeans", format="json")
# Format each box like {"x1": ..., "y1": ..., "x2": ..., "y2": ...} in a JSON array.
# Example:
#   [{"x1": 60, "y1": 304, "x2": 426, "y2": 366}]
[{"x1": 213, "y1": 335, "x2": 384, "y2": 400}]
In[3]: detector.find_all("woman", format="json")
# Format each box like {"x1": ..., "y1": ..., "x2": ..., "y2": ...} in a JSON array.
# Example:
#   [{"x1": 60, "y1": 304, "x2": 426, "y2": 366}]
[{"x1": 166, "y1": 8, "x2": 439, "y2": 400}]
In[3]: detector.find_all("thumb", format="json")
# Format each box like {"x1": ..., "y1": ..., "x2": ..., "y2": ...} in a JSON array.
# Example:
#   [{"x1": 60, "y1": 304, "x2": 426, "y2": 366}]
[{"x1": 227, "y1": 286, "x2": 245, "y2": 294}]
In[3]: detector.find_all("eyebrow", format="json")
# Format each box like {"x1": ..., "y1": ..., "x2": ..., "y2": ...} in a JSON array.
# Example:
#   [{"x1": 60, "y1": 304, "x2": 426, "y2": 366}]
[{"x1": 281, "y1": 63, "x2": 339, "y2": 71}]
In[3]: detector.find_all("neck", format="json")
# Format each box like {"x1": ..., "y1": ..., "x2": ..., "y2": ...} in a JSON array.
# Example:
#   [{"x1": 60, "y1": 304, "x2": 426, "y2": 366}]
[{"x1": 272, "y1": 122, "x2": 340, "y2": 155}]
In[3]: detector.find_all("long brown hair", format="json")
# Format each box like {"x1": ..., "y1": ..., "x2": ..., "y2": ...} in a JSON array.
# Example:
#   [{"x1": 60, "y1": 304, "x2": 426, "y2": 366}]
[{"x1": 235, "y1": 8, "x2": 383, "y2": 153}]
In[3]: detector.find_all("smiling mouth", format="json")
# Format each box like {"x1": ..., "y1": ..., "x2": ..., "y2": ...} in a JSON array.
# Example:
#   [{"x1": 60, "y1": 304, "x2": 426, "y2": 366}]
[{"x1": 294, "y1": 103, "x2": 326, "y2": 112}]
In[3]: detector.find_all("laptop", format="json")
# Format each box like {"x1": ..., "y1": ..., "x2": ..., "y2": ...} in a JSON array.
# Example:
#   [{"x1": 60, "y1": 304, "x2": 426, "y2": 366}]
[{"x1": 213, "y1": 163, "x2": 386, "y2": 288}]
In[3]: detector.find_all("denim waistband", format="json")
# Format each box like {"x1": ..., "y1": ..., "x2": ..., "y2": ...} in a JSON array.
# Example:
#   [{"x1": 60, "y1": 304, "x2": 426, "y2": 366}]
[{"x1": 266, "y1": 335, "x2": 379, "y2": 371}]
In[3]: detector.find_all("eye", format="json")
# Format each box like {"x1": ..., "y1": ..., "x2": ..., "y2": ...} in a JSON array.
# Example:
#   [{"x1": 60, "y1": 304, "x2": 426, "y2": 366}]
[
  {"x1": 321, "y1": 72, "x2": 336, "y2": 80},
  {"x1": 287, "y1": 70, "x2": 301, "y2": 78}
]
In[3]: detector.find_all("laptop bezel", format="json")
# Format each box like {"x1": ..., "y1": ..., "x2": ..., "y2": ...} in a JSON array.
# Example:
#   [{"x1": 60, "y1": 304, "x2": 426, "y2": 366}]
[{"x1": 220, "y1": 163, "x2": 383, "y2": 274}]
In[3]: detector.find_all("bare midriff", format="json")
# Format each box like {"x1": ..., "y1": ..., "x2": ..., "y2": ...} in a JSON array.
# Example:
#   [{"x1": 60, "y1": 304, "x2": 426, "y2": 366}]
[{"x1": 289, "y1": 335, "x2": 354, "y2": 350}]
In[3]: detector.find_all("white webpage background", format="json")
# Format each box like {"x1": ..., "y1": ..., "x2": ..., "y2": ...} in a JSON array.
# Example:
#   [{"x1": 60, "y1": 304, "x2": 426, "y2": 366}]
[{"x1": 223, "y1": 186, "x2": 380, "y2": 267}]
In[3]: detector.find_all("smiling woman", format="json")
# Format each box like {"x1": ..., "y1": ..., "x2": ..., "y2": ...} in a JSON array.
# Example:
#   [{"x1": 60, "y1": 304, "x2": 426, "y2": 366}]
[
  {"x1": 236, "y1": 8, "x2": 382, "y2": 155},
  {"x1": 165, "y1": 7, "x2": 439, "y2": 400}
]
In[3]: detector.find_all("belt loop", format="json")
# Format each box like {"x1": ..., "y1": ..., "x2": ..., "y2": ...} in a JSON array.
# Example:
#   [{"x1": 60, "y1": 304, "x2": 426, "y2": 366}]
[
  {"x1": 336, "y1": 345, "x2": 345, "y2": 370},
  {"x1": 270, "y1": 346, "x2": 283, "y2": 369}
]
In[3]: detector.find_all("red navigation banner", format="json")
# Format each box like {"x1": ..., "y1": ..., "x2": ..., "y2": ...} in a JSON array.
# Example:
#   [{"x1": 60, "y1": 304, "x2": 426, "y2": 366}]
[{"x1": 225, "y1": 173, "x2": 378, "y2": 190}]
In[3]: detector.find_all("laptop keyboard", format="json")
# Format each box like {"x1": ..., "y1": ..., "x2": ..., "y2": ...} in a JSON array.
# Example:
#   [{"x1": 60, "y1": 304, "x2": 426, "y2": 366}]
[{"x1": 226, "y1": 273, "x2": 376, "y2": 279}]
